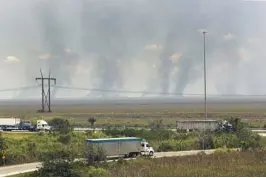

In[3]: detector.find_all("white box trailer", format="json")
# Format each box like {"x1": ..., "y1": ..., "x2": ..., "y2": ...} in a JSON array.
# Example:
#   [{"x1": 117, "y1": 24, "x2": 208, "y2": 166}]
[
  {"x1": 176, "y1": 120, "x2": 220, "y2": 132},
  {"x1": 0, "y1": 118, "x2": 21, "y2": 126},
  {"x1": 85, "y1": 137, "x2": 154, "y2": 160}
]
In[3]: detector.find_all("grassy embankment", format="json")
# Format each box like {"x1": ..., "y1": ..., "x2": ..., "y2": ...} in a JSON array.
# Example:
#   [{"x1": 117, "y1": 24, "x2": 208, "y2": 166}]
[
  {"x1": 105, "y1": 150, "x2": 266, "y2": 177},
  {"x1": 12, "y1": 150, "x2": 266, "y2": 177}
]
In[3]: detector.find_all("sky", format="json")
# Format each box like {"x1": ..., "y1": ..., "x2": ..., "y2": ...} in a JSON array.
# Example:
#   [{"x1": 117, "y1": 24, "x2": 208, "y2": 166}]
[{"x1": 0, "y1": 0, "x2": 265, "y2": 99}]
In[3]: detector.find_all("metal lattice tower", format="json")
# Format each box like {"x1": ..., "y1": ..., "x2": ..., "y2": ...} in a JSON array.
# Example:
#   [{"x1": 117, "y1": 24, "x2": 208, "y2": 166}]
[{"x1": 35, "y1": 69, "x2": 56, "y2": 112}]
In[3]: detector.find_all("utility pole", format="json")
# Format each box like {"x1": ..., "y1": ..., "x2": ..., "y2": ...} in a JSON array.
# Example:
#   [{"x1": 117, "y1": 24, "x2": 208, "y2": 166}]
[
  {"x1": 203, "y1": 31, "x2": 208, "y2": 150},
  {"x1": 48, "y1": 69, "x2": 52, "y2": 112},
  {"x1": 35, "y1": 69, "x2": 56, "y2": 113}
]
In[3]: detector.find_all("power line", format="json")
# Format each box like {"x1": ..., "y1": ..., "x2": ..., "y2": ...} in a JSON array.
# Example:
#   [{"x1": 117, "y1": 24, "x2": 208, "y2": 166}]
[
  {"x1": 54, "y1": 85, "x2": 266, "y2": 97},
  {"x1": 2, "y1": 84, "x2": 266, "y2": 98},
  {"x1": 0, "y1": 85, "x2": 40, "y2": 92},
  {"x1": 54, "y1": 86, "x2": 199, "y2": 96}
]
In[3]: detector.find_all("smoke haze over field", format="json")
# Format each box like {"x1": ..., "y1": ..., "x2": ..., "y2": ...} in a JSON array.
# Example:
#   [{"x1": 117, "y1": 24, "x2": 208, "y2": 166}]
[{"x1": 0, "y1": 0, "x2": 265, "y2": 99}]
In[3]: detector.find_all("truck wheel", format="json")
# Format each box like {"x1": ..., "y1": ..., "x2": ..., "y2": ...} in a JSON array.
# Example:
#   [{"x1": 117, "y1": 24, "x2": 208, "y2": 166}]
[
  {"x1": 131, "y1": 153, "x2": 137, "y2": 158},
  {"x1": 149, "y1": 151, "x2": 154, "y2": 156}
]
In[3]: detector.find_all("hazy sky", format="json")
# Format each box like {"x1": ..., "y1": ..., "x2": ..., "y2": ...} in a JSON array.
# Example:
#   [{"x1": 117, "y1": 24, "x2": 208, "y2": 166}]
[{"x1": 0, "y1": 0, "x2": 265, "y2": 99}]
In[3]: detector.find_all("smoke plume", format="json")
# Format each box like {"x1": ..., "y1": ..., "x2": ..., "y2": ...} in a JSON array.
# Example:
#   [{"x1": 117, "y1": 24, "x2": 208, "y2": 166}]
[{"x1": 0, "y1": 0, "x2": 266, "y2": 99}]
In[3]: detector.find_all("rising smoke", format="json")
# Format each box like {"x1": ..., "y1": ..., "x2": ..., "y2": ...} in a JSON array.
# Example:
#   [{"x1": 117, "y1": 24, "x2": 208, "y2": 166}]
[{"x1": 0, "y1": 0, "x2": 266, "y2": 99}]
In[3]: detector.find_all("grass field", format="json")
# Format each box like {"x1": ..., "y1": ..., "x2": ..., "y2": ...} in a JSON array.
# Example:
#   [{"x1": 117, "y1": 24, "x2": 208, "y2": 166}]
[
  {"x1": 1, "y1": 102, "x2": 266, "y2": 127},
  {"x1": 106, "y1": 150, "x2": 266, "y2": 177},
  {"x1": 1, "y1": 132, "x2": 35, "y2": 139},
  {"x1": 11, "y1": 150, "x2": 266, "y2": 177}
]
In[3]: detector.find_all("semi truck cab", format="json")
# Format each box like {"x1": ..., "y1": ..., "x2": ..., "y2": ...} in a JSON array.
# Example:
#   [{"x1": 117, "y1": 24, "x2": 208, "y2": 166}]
[
  {"x1": 140, "y1": 141, "x2": 154, "y2": 156},
  {"x1": 36, "y1": 120, "x2": 51, "y2": 131}
]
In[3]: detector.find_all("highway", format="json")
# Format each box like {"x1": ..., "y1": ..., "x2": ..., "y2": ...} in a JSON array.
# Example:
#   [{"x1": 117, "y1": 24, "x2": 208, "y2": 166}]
[
  {"x1": 1, "y1": 127, "x2": 266, "y2": 135},
  {"x1": 258, "y1": 133, "x2": 266, "y2": 137},
  {"x1": 0, "y1": 149, "x2": 216, "y2": 177},
  {"x1": 0, "y1": 162, "x2": 42, "y2": 177}
]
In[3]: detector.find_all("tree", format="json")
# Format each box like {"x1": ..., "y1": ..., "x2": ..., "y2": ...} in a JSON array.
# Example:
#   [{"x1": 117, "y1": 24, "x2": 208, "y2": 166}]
[
  {"x1": 224, "y1": 118, "x2": 264, "y2": 151},
  {"x1": 198, "y1": 135, "x2": 215, "y2": 150},
  {"x1": 149, "y1": 119, "x2": 163, "y2": 131},
  {"x1": 229, "y1": 117, "x2": 244, "y2": 133},
  {"x1": 37, "y1": 144, "x2": 106, "y2": 176},
  {"x1": 49, "y1": 118, "x2": 72, "y2": 134},
  {"x1": 88, "y1": 117, "x2": 96, "y2": 129},
  {"x1": 37, "y1": 147, "x2": 80, "y2": 177},
  {"x1": 58, "y1": 133, "x2": 72, "y2": 145},
  {"x1": 48, "y1": 118, "x2": 72, "y2": 144}
]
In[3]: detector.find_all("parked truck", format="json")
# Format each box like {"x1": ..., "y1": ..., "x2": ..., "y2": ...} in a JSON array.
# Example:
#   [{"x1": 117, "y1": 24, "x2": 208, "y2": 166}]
[
  {"x1": 0, "y1": 118, "x2": 51, "y2": 132},
  {"x1": 19, "y1": 120, "x2": 51, "y2": 132},
  {"x1": 176, "y1": 119, "x2": 221, "y2": 132},
  {"x1": 85, "y1": 137, "x2": 154, "y2": 160},
  {"x1": 176, "y1": 119, "x2": 233, "y2": 132}
]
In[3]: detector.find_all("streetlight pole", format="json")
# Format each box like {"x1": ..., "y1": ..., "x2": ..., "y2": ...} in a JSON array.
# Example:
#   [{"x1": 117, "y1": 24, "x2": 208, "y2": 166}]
[{"x1": 203, "y1": 31, "x2": 207, "y2": 150}]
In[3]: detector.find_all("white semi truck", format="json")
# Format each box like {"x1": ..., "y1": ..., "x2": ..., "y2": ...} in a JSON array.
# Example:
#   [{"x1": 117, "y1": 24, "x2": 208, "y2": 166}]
[
  {"x1": 0, "y1": 118, "x2": 51, "y2": 132},
  {"x1": 85, "y1": 137, "x2": 154, "y2": 160}
]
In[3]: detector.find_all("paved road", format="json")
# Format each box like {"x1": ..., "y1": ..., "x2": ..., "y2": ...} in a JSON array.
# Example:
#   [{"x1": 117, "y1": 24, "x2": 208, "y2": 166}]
[
  {"x1": 0, "y1": 149, "x2": 216, "y2": 177},
  {"x1": 0, "y1": 162, "x2": 42, "y2": 177},
  {"x1": 2, "y1": 127, "x2": 266, "y2": 133},
  {"x1": 258, "y1": 133, "x2": 266, "y2": 137}
]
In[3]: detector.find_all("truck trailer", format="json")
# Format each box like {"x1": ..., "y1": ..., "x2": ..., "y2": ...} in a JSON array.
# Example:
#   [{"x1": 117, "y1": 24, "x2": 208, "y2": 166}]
[
  {"x1": 176, "y1": 120, "x2": 220, "y2": 132},
  {"x1": 0, "y1": 118, "x2": 21, "y2": 127},
  {"x1": 85, "y1": 137, "x2": 154, "y2": 160},
  {"x1": 176, "y1": 119, "x2": 233, "y2": 132}
]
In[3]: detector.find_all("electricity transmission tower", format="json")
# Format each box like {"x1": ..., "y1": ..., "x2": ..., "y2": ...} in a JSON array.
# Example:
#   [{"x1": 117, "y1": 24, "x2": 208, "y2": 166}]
[{"x1": 36, "y1": 69, "x2": 56, "y2": 113}]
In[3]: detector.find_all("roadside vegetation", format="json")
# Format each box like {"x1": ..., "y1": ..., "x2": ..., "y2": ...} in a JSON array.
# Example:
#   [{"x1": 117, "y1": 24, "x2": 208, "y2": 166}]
[
  {"x1": 1, "y1": 117, "x2": 266, "y2": 176},
  {"x1": 104, "y1": 150, "x2": 266, "y2": 177},
  {"x1": 12, "y1": 150, "x2": 266, "y2": 177}
]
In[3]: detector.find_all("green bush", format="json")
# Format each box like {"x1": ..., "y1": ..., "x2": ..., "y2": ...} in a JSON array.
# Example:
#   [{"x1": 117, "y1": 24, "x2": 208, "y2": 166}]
[
  {"x1": 158, "y1": 141, "x2": 175, "y2": 152},
  {"x1": 103, "y1": 128, "x2": 177, "y2": 141},
  {"x1": 198, "y1": 135, "x2": 215, "y2": 149},
  {"x1": 213, "y1": 134, "x2": 239, "y2": 148},
  {"x1": 214, "y1": 148, "x2": 235, "y2": 154},
  {"x1": 153, "y1": 138, "x2": 199, "y2": 152},
  {"x1": 87, "y1": 166, "x2": 108, "y2": 177},
  {"x1": 1, "y1": 132, "x2": 88, "y2": 166}
]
